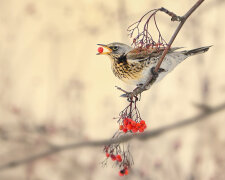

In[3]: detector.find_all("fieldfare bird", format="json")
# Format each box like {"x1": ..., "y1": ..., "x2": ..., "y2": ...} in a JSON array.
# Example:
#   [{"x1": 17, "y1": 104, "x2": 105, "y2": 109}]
[{"x1": 97, "y1": 42, "x2": 211, "y2": 88}]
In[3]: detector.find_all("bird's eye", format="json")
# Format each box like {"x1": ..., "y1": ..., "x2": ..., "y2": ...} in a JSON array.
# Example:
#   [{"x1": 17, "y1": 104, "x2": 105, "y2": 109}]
[{"x1": 112, "y1": 46, "x2": 119, "y2": 51}]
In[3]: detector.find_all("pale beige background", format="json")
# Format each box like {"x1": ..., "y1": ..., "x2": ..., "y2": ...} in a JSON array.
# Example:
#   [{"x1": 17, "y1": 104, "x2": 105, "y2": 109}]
[{"x1": 0, "y1": 0, "x2": 225, "y2": 180}]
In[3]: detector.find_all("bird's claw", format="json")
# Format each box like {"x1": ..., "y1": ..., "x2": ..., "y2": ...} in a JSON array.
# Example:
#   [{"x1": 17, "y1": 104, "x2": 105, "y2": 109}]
[
  {"x1": 120, "y1": 93, "x2": 129, "y2": 98},
  {"x1": 151, "y1": 67, "x2": 159, "y2": 79},
  {"x1": 120, "y1": 92, "x2": 139, "y2": 102}
]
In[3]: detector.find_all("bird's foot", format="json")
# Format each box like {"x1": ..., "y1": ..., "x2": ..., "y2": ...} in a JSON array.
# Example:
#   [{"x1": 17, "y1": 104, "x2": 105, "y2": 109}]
[
  {"x1": 151, "y1": 67, "x2": 159, "y2": 80},
  {"x1": 115, "y1": 86, "x2": 139, "y2": 102}
]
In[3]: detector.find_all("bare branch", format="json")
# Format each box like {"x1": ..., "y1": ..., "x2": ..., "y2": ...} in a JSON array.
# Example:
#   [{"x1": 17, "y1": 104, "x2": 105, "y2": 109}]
[
  {"x1": 128, "y1": 0, "x2": 205, "y2": 98},
  {"x1": 154, "y1": 0, "x2": 205, "y2": 72},
  {"x1": 0, "y1": 101, "x2": 225, "y2": 171}
]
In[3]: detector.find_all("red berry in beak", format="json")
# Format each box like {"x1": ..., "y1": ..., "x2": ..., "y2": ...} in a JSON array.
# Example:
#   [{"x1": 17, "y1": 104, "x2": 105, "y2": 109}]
[{"x1": 98, "y1": 47, "x2": 103, "y2": 53}]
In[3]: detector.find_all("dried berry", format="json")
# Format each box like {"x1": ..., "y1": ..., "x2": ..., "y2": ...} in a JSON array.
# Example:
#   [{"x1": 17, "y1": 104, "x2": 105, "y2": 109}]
[
  {"x1": 119, "y1": 171, "x2": 124, "y2": 176},
  {"x1": 111, "y1": 155, "x2": 116, "y2": 161}
]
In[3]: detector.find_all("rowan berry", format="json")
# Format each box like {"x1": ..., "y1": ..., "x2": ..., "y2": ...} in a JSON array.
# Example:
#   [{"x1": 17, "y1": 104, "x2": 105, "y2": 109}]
[
  {"x1": 123, "y1": 118, "x2": 129, "y2": 125},
  {"x1": 106, "y1": 153, "x2": 110, "y2": 157},
  {"x1": 131, "y1": 128, "x2": 138, "y2": 133},
  {"x1": 119, "y1": 125, "x2": 123, "y2": 130},
  {"x1": 131, "y1": 121, "x2": 136, "y2": 127},
  {"x1": 139, "y1": 127, "x2": 144, "y2": 133},
  {"x1": 124, "y1": 169, "x2": 129, "y2": 175},
  {"x1": 123, "y1": 128, "x2": 128, "y2": 133},
  {"x1": 111, "y1": 155, "x2": 116, "y2": 161},
  {"x1": 136, "y1": 123, "x2": 141, "y2": 129},
  {"x1": 127, "y1": 118, "x2": 133, "y2": 123},
  {"x1": 116, "y1": 155, "x2": 122, "y2": 162},
  {"x1": 98, "y1": 47, "x2": 103, "y2": 53},
  {"x1": 127, "y1": 124, "x2": 132, "y2": 130},
  {"x1": 140, "y1": 120, "x2": 145, "y2": 125},
  {"x1": 119, "y1": 171, "x2": 124, "y2": 176}
]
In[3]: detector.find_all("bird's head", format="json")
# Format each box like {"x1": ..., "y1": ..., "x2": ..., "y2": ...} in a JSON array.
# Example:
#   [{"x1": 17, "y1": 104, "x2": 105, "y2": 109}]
[{"x1": 97, "y1": 42, "x2": 132, "y2": 59}]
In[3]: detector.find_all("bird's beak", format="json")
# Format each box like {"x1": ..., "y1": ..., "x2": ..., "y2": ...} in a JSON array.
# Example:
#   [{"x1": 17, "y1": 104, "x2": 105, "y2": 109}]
[{"x1": 96, "y1": 44, "x2": 112, "y2": 55}]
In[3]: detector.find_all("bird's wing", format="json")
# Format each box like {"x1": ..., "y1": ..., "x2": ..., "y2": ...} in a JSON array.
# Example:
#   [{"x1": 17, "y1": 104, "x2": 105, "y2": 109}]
[{"x1": 126, "y1": 47, "x2": 183, "y2": 62}]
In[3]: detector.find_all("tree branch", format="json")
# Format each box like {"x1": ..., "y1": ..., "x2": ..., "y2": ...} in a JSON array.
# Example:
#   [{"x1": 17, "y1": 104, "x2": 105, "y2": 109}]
[
  {"x1": 129, "y1": 0, "x2": 205, "y2": 97},
  {"x1": 0, "y1": 101, "x2": 225, "y2": 171}
]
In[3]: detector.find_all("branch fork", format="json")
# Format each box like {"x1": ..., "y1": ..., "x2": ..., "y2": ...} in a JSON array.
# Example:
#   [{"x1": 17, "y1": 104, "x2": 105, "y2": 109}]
[{"x1": 118, "y1": 0, "x2": 205, "y2": 99}]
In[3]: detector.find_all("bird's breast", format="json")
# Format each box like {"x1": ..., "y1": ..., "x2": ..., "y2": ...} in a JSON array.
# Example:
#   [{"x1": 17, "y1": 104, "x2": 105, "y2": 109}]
[{"x1": 111, "y1": 61, "x2": 149, "y2": 85}]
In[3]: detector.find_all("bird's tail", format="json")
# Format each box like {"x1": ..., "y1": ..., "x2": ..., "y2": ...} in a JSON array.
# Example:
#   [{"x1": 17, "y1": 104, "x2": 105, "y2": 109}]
[{"x1": 183, "y1": 46, "x2": 212, "y2": 56}]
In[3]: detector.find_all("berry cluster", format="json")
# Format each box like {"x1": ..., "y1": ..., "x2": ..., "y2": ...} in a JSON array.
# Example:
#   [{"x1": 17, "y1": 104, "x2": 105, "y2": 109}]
[
  {"x1": 119, "y1": 118, "x2": 147, "y2": 133},
  {"x1": 103, "y1": 145, "x2": 131, "y2": 176},
  {"x1": 106, "y1": 153, "x2": 122, "y2": 162},
  {"x1": 102, "y1": 97, "x2": 145, "y2": 176}
]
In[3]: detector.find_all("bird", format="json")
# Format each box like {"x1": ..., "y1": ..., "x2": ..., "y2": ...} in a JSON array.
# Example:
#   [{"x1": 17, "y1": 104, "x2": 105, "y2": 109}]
[{"x1": 97, "y1": 42, "x2": 211, "y2": 88}]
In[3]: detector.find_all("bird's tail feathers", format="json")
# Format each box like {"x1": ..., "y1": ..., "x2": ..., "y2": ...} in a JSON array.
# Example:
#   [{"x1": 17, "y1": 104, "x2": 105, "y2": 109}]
[{"x1": 183, "y1": 46, "x2": 212, "y2": 56}]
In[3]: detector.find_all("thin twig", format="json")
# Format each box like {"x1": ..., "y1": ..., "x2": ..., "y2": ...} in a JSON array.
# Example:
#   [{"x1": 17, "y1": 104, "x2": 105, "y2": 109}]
[{"x1": 0, "y1": 101, "x2": 224, "y2": 171}]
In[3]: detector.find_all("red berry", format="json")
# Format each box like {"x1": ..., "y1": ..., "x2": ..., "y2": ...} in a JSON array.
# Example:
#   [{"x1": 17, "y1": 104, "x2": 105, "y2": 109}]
[
  {"x1": 111, "y1": 155, "x2": 116, "y2": 161},
  {"x1": 127, "y1": 124, "x2": 132, "y2": 130},
  {"x1": 123, "y1": 118, "x2": 128, "y2": 125},
  {"x1": 119, "y1": 171, "x2": 124, "y2": 176},
  {"x1": 127, "y1": 118, "x2": 133, "y2": 123},
  {"x1": 136, "y1": 123, "x2": 141, "y2": 129},
  {"x1": 116, "y1": 155, "x2": 122, "y2": 162},
  {"x1": 139, "y1": 128, "x2": 144, "y2": 133},
  {"x1": 106, "y1": 153, "x2": 110, "y2": 157},
  {"x1": 131, "y1": 121, "x2": 136, "y2": 127},
  {"x1": 98, "y1": 47, "x2": 103, "y2": 53},
  {"x1": 132, "y1": 128, "x2": 138, "y2": 133},
  {"x1": 140, "y1": 120, "x2": 145, "y2": 125},
  {"x1": 124, "y1": 169, "x2": 129, "y2": 175},
  {"x1": 119, "y1": 125, "x2": 123, "y2": 130},
  {"x1": 123, "y1": 128, "x2": 128, "y2": 133}
]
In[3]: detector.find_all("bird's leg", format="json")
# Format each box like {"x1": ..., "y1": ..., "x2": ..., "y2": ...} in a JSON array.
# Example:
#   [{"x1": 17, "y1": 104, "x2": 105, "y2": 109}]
[
  {"x1": 150, "y1": 67, "x2": 159, "y2": 80},
  {"x1": 146, "y1": 67, "x2": 159, "y2": 87}
]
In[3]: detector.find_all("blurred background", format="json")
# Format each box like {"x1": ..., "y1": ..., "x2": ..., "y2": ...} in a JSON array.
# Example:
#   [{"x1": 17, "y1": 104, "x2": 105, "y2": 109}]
[{"x1": 0, "y1": 0, "x2": 225, "y2": 179}]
